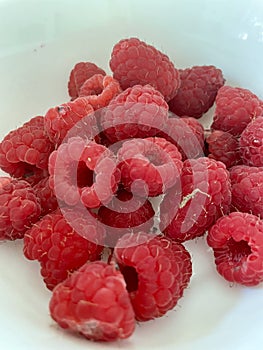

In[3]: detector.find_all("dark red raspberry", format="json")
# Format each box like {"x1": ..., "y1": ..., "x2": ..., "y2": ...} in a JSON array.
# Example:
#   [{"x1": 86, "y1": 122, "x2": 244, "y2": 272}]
[
  {"x1": 49, "y1": 261, "x2": 135, "y2": 341},
  {"x1": 0, "y1": 116, "x2": 54, "y2": 181},
  {"x1": 33, "y1": 177, "x2": 58, "y2": 216},
  {"x1": 110, "y1": 37, "x2": 180, "y2": 101},
  {"x1": 168, "y1": 65, "x2": 225, "y2": 118},
  {"x1": 211, "y1": 86, "x2": 263, "y2": 136},
  {"x1": 230, "y1": 165, "x2": 263, "y2": 218},
  {"x1": 68, "y1": 61, "x2": 106, "y2": 100},
  {"x1": 24, "y1": 209, "x2": 104, "y2": 290},
  {"x1": 44, "y1": 98, "x2": 96, "y2": 145},
  {"x1": 157, "y1": 116, "x2": 205, "y2": 160},
  {"x1": 98, "y1": 189, "x2": 155, "y2": 246},
  {"x1": 160, "y1": 157, "x2": 232, "y2": 242},
  {"x1": 100, "y1": 84, "x2": 168, "y2": 144},
  {"x1": 239, "y1": 116, "x2": 263, "y2": 166},
  {"x1": 49, "y1": 137, "x2": 120, "y2": 208},
  {"x1": 207, "y1": 212, "x2": 263, "y2": 286},
  {"x1": 0, "y1": 177, "x2": 41, "y2": 240},
  {"x1": 113, "y1": 232, "x2": 192, "y2": 321},
  {"x1": 206, "y1": 130, "x2": 242, "y2": 168},
  {"x1": 79, "y1": 74, "x2": 122, "y2": 110},
  {"x1": 117, "y1": 137, "x2": 183, "y2": 197}
]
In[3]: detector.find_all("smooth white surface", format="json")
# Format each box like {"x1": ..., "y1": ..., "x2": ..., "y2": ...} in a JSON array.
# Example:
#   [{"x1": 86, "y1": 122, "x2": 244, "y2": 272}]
[{"x1": 1, "y1": 0, "x2": 263, "y2": 349}]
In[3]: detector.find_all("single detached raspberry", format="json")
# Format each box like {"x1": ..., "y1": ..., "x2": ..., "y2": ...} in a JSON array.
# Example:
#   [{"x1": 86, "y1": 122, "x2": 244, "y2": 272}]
[
  {"x1": 117, "y1": 137, "x2": 183, "y2": 197},
  {"x1": 206, "y1": 130, "x2": 242, "y2": 168},
  {"x1": 68, "y1": 61, "x2": 106, "y2": 100},
  {"x1": 230, "y1": 165, "x2": 263, "y2": 218},
  {"x1": 239, "y1": 116, "x2": 263, "y2": 166},
  {"x1": 110, "y1": 37, "x2": 180, "y2": 101},
  {"x1": 98, "y1": 189, "x2": 155, "y2": 246},
  {"x1": 100, "y1": 84, "x2": 168, "y2": 144},
  {"x1": 49, "y1": 261, "x2": 135, "y2": 341},
  {"x1": 24, "y1": 209, "x2": 104, "y2": 290},
  {"x1": 160, "y1": 157, "x2": 232, "y2": 242},
  {"x1": 0, "y1": 116, "x2": 54, "y2": 181},
  {"x1": 79, "y1": 74, "x2": 122, "y2": 110},
  {"x1": 168, "y1": 65, "x2": 225, "y2": 118},
  {"x1": 0, "y1": 177, "x2": 41, "y2": 240},
  {"x1": 207, "y1": 212, "x2": 263, "y2": 286},
  {"x1": 49, "y1": 137, "x2": 120, "y2": 208},
  {"x1": 211, "y1": 86, "x2": 263, "y2": 136},
  {"x1": 113, "y1": 232, "x2": 192, "y2": 321},
  {"x1": 157, "y1": 116, "x2": 205, "y2": 160},
  {"x1": 33, "y1": 177, "x2": 58, "y2": 216},
  {"x1": 44, "y1": 98, "x2": 97, "y2": 145}
]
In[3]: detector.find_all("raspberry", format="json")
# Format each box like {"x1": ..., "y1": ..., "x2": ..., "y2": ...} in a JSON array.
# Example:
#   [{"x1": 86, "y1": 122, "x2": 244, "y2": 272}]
[
  {"x1": 117, "y1": 137, "x2": 183, "y2": 197},
  {"x1": 168, "y1": 65, "x2": 225, "y2": 118},
  {"x1": 160, "y1": 157, "x2": 232, "y2": 242},
  {"x1": 98, "y1": 189, "x2": 155, "y2": 246},
  {"x1": 157, "y1": 116, "x2": 205, "y2": 160},
  {"x1": 207, "y1": 212, "x2": 263, "y2": 286},
  {"x1": 110, "y1": 37, "x2": 180, "y2": 101},
  {"x1": 113, "y1": 232, "x2": 192, "y2": 321},
  {"x1": 49, "y1": 137, "x2": 120, "y2": 208},
  {"x1": 49, "y1": 261, "x2": 135, "y2": 341},
  {"x1": 33, "y1": 177, "x2": 58, "y2": 216},
  {"x1": 44, "y1": 98, "x2": 96, "y2": 145},
  {"x1": 0, "y1": 116, "x2": 54, "y2": 180},
  {"x1": 239, "y1": 116, "x2": 263, "y2": 166},
  {"x1": 24, "y1": 209, "x2": 104, "y2": 290},
  {"x1": 68, "y1": 62, "x2": 106, "y2": 100},
  {"x1": 230, "y1": 165, "x2": 263, "y2": 218},
  {"x1": 100, "y1": 84, "x2": 168, "y2": 144},
  {"x1": 79, "y1": 74, "x2": 122, "y2": 110},
  {"x1": 206, "y1": 130, "x2": 242, "y2": 168},
  {"x1": 0, "y1": 177, "x2": 41, "y2": 240},
  {"x1": 211, "y1": 86, "x2": 263, "y2": 136}
]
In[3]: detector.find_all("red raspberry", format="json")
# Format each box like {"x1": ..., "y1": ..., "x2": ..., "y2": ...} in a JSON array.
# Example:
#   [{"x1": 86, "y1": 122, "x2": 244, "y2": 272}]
[
  {"x1": 206, "y1": 130, "x2": 242, "y2": 168},
  {"x1": 160, "y1": 157, "x2": 232, "y2": 242},
  {"x1": 211, "y1": 86, "x2": 263, "y2": 136},
  {"x1": 49, "y1": 261, "x2": 135, "y2": 341},
  {"x1": 113, "y1": 232, "x2": 192, "y2": 321},
  {"x1": 44, "y1": 98, "x2": 96, "y2": 145},
  {"x1": 49, "y1": 137, "x2": 120, "y2": 208},
  {"x1": 168, "y1": 65, "x2": 225, "y2": 118},
  {"x1": 239, "y1": 116, "x2": 263, "y2": 166},
  {"x1": 79, "y1": 74, "x2": 122, "y2": 110},
  {"x1": 0, "y1": 177, "x2": 41, "y2": 240},
  {"x1": 24, "y1": 209, "x2": 104, "y2": 290},
  {"x1": 33, "y1": 177, "x2": 58, "y2": 216},
  {"x1": 117, "y1": 137, "x2": 183, "y2": 197},
  {"x1": 207, "y1": 212, "x2": 263, "y2": 286},
  {"x1": 230, "y1": 165, "x2": 263, "y2": 218},
  {"x1": 100, "y1": 84, "x2": 168, "y2": 144},
  {"x1": 98, "y1": 189, "x2": 155, "y2": 246},
  {"x1": 110, "y1": 37, "x2": 180, "y2": 101},
  {"x1": 68, "y1": 61, "x2": 106, "y2": 100},
  {"x1": 0, "y1": 116, "x2": 54, "y2": 181},
  {"x1": 157, "y1": 116, "x2": 205, "y2": 160}
]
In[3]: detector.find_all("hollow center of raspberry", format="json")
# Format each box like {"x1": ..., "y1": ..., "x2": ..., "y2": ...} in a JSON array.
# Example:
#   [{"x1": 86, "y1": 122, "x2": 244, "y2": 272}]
[
  {"x1": 22, "y1": 163, "x2": 39, "y2": 178},
  {"x1": 145, "y1": 150, "x2": 164, "y2": 166},
  {"x1": 90, "y1": 86, "x2": 103, "y2": 95},
  {"x1": 120, "y1": 265, "x2": 138, "y2": 293},
  {"x1": 77, "y1": 161, "x2": 94, "y2": 188},
  {"x1": 227, "y1": 238, "x2": 252, "y2": 263}
]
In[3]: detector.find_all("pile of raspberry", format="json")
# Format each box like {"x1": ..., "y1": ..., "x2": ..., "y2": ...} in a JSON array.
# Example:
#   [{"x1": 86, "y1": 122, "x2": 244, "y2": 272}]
[{"x1": 1, "y1": 37, "x2": 263, "y2": 342}]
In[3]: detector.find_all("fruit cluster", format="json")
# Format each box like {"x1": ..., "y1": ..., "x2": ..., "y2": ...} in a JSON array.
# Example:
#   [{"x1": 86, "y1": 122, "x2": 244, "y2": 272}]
[{"x1": 0, "y1": 37, "x2": 263, "y2": 342}]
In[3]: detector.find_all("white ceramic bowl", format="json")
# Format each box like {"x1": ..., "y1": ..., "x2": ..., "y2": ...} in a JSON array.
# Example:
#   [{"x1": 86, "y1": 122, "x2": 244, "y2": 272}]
[{"x1": 0, "y1": 1, "x2": 263, "y2": 349}]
